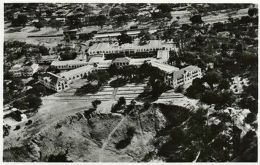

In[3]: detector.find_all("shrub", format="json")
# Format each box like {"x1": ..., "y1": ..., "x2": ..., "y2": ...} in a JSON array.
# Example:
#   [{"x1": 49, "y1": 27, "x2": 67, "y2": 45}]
[
  {"x1": 25, "y1": 120, "x2": 33, "y2": 126},
  {"x1": 4, "y1": 111, "x2": 22, "y2": 122},
  {"x1": 74, "y1": 83, "x2": 100, "y2": 96},
  {"x1": 14, "y1": 125, "x2": 21, "y2": 131},
  {"x1": 244, "y1": 113, "x2": 256, "y2": 124},
  {"x1": 110, "y1": 78, "x2": 127, "y2": 88},
  {"x1": 92, "y1": 100, "x2": 101, "y2": 108}
]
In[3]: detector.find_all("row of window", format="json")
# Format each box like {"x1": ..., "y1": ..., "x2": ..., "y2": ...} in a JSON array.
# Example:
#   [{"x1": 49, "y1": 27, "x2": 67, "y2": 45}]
[
  {"x1": 90, "y1": 47, "x2": 174, "y2": 55},
  {"x1": 115, "y1": 62, "x2": 129, "y2": 66},
  {"x1": 55, "y1": 64, "x2": 86, "y2": 69}
]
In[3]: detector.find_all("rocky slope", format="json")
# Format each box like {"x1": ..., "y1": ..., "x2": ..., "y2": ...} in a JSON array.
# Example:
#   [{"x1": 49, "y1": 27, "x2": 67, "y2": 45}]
[{"x1": 3, "y1": 105, "x2": 166, "y2": 162}]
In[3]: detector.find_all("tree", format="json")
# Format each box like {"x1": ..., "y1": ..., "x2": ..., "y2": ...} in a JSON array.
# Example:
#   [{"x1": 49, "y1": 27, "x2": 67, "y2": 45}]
[
  {"x1": 118, "y1": 97, "x2": 126, "y2": 106},
  {"x1": 248, "y1": 8, "x2": 258, "y2": 17},
  {"x1": 109, "y1": 7, "x2": 123, "y2": 17},
  {"x1": 50, "y1": 19, "x2": 62, "y2": 31},
  {"x1": 13, "y1": 94, "x2": 42, "y2": 111},
  {"x1": 34, "y1": 21, "x2": 44, "y2": 30},
  {"x1": 125, "y1": 5, "x2": 139, "y2": 17},
  {"x1": 203, "y1": 71, "x2": 222, "y2": 89},
  {"x1": 190, "y1": 15, "x2": 203, "y2": 24},
  {"x1": 38, "y1": 45, "x2": 49, "y2": 55},
  {"x1": 157, "y1": 4, "x2": 172, "y2": 13},
  {"x1": 117, "y1": 31, "x2": 133, "y2": 45},
  {"x1": 12, "y1": 14, "x2": 28, "y2": 27},
  {"x1": 218, "y1": 79, "x2": 230, "y2": 90},
  {"x1": 46, "y1": 66, "x2": 60, "y2": 74},
  {"x1": 138, "y1": 30, "x2": 152, "y2": 45},
  {"x1": 96, "y1": 15, "x2": 107, "y2": 28},
  {"x1": 59, "y1": 48, "x2": 77, "y2": 61},
  {"x1": 115, "y1": 14, "x2": 129, "y2": 27},
  {"x1": 92, "y1": 99, "x2": 101, "y2": 108}
]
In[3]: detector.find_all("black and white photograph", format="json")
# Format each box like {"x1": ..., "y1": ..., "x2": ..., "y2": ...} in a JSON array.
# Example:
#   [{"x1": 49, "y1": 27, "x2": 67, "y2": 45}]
[{"x1": 2, "y1": 1, "x2": 258, "y2": 163}]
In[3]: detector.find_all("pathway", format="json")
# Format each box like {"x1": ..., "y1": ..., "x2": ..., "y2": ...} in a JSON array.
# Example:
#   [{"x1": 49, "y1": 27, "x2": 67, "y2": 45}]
[{"x1": 98, "y1": 115, "x2": 127, "y2": 162}]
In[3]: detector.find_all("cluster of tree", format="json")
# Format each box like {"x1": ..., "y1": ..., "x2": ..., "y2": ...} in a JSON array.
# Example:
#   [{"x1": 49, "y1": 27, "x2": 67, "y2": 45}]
[
  {"x1": 4, "y1": 76, "x2": 25, "y2": 104},
  {"x1": 92, "y1": 99, "x2": 101, "y2": 109},
  {"x1": 151, "y1": 4, "x2": 173, "y2": 20},
  {"x1": 74, "y1": 83, "x2": 100, "y2": 96},
  {"x1": 117, "y1": 31, "x2": 133, "y2": 45},
  {"x1": 4, "y1": 110, "x2": 23, "y2": 122},
  {"x1": 26, "y1": 83, "x2": 55, "y2": 97},
  {"x1": 58, "y1": 47, "x2": 77, "y2": 61},
  {"x1": 11, "y1": 14, "x2": 28, "y2": 27},
  {"x1": 115, "y1": 126, "x2": 136, "y2": 149},
  {"x1": 4, "y1": 41, "x2": 49, "y2": 63},
  {"x1": 78, "y1": 32, "x2": 94, "y2": 40},
  {"x1": 49, "y1": 18, "x2": 63, "y2": 31},
  {"x1": 156, "y1": 105, "x2": 256, "y2": 162},
  {"x1": 238, "y1": 82, "x2": 258, "y2": 114},
  {"x1": 48, "y1": 151, "x2": 72, "y2": 162},
  {"x1": 85, "y1": 70, "x2": 110, "y2": 86},
  {"x1": 138, "y1": 30, "x2": 153, "y2": 45},
  {"x1": 111, "y1": 97, "x2": 126, "y2": 113},
  {"x1": 109, "y1": 4, "x2": 140, "y2": 27},
  {"x1": 186, "y1": 70, "x2": 236, "y2": 109},
  {"x1": 109, "y1": 78, "x2": 128, "y2": 88},
  {"x1": 12, "y1": 94, "x2": 42, "y2": 112},
  {"x1": 66, "y1": 15, "x2": 83, "y2": 29}
]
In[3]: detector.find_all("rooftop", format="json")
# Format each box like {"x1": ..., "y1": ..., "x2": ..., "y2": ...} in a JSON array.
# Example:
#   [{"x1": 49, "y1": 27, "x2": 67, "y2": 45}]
[
  {"x1": 150, "y1": 61, "x2": 179, "y2": 74},
  {"x1": 88, "y1": 40, "x2": 177, "y2": 53},
  {"x1": 51, "y1": 60, "x2": 88, "y2": 66},
  {"x1": 112, "y1": 57, "x2": 131, "y2": 63},
  {"x1": 59, "y1": 65, "x2": 94, "y2": 79},
  {"x1": 41, "y1": 72, "x2": 65, "y2": 85},
  {"x1": 173, "y1": 65, "x2": 201, "y2": 80}
]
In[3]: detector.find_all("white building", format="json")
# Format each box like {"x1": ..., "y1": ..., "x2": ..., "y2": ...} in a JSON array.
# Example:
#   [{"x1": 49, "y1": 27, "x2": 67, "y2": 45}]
[
  {"x1": 39, "y1": 72, "x2": 70, "y2": 92},
  {"x1": 165, "y1": 65, "x2": 202, "y2": 88},
  {"x1": 88, "y1": 40, "x2": 178, "y2": 56},
  {"x1": 59, "y1": 65, "x2": 95, "y2": 84},
  {"x1": 156, "y1": 50, "x2": 170, "y2": 64}
]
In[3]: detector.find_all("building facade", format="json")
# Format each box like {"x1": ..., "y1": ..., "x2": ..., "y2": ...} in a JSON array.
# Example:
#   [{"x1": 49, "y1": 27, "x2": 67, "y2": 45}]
[
  {"x1": 164, "y1": 65, "x2": 202, "y2": 88},
  {"x1": 88, "y1": 40, "x2": 178, "y2": 56},
  {"x1": 59, "y1": 65, "x2": 95, "y2": 84},
  {"x1": 39, "y1": 72, "x2": 70, "y2": 92}
]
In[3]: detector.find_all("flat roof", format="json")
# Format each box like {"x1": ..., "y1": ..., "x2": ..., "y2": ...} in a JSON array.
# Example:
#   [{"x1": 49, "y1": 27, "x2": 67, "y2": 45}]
[
  {"x1": 59, "y1": 65, "x2": 94, "y2": 78},
  {"x1": 150, "y1": 61, "x2": 179, "y2": 74},
  {"x1": 51, "y1": 60, "x2": 88, "y2": 66},
  {"x1": 88, "y1": 40, "x2": 176, "y2": 53}
]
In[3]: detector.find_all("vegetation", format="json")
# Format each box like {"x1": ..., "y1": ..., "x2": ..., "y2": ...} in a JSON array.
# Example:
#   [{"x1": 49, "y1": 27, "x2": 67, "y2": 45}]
[
  {"x1": 111, "y1": 97, "x2": 126, "y2": 113},
  {"x1": 74, "y1": 83, "x2": 100, "y2": 96},
  {"x1": 117, "y1": 31, "x2": 133, "y2": 45},
  {"x1": 92, "y1": 100, "x2": 101, "y2": 108},
  {"x1": 13, "y1": 94, "x2": 42, "y2": 111}
]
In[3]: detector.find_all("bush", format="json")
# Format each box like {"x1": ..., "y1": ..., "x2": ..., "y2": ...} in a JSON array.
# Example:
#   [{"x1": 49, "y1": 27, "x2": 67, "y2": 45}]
[
  {"x1": 48, "y1": 152, "x2": 72, "y2": 162},
  {"x1": 14, "y1": 125, "x2": 21, "y2": 131},
  {"x1": 74, "y1": 83, "x2": 100, "y2": 96},
  {"x1": 174, "y1": 86, "x2": 184, "y2": 93},
  {"x1": 92, "y1": 100, "x2": 101, "y2": 108},
  {"x1": 4, "y1": 111, "x2": 22, "y2": 122},
  {"x1": 25, "y1": 120, "x2": 33, "y2": 126},
  {"x1": 115, "y1": 127, "x2": 135, "y2": 149},
  {"x1": 110, "y1": 78, "x2": 127, "y2": 88},
  {"x1": 244, "y1": 113, "x2": 256, "y2": 124},
  {"x1": 84, "y1": 108, "x2": 96, "y2": 119}
]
